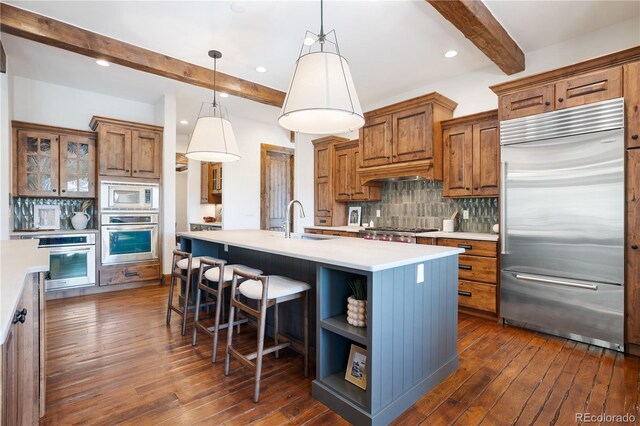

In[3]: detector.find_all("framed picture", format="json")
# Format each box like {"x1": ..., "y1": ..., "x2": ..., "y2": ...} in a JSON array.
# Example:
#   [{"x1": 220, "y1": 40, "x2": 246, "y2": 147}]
[
  {"x1": 345, "y1": 344, "x2": 367, "y2": 390},
  {"x1": 347, "y1": 207, "x2": 362, "y2": 227},
  {"x1": 34, "y1": 205, "x2": 61, "y2": 230}
]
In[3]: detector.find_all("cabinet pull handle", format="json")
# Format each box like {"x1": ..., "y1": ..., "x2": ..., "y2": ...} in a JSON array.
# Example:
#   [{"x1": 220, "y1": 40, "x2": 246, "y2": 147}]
[
  {"x1": 61, "y1": 189, "x2": 66, "y2": 193},
  {"x1": 126, "y1": 169, "x2": 130, "y2": 173},
  {"x1": 12, "y1": 308, "x2": 27, "y2": 324},
  {"x1": 632, "y1": 134, "x2": 639, "y2": 140},
  {"x1": 458, "y1": 291, "x2": 472, "y2": 297},
  {"x1": 473, "y1": 187, "x2": 478, "y2": 191},
  {"x1": 458, "y1": 244, "x2": 472, "y2": 249},
  {"x1": 459, "y1": 264, "x2": 472, "y2": 270},
  {"x1": 52, "y1": 189, "x2": 57, "y2": 193},
  {"x1": 632, "y1": 245, "x2": 639, "y2": 250},
  {"x1": 319, "y1": 219, "x2": 327, "y2": 224},
  {"x1": 124, "y1": 271, "x2": 140, "y2": 277},
  {"x1": 544, "y1": 101, "x2": 551, "y2": 106},
  {"x1": 558, "y1": 97, "x2": 564, "y2": 102}
]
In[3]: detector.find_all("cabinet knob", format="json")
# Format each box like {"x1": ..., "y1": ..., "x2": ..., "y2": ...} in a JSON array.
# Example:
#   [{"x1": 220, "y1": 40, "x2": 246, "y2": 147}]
[
  {"x1": 134, "y1": 170, "x2": 138, "y2": 173},
  {"x1": 558, "y1": 97, "x2": 564, "y2": 102},
  {"x1": 61, "y1": 189, "x2": 66, "y2": 193},
  {"x1": 632, "y1": 134, "x2": 639, "y2": 140},
  {"x1": 465, "y1": 187, "x2": 470, "y2": 190},
  {"x1": 126, "y1": 169, "x2": 130, "y2": 173},
  {"x1": 544, "y1": 101, "x2": 551, "y2": 106},
  {"x1": 52, "y1": 189, "x2": 57, "y2": 193},
  {"x1": 632, "y1": 245, "x2": 639, "y2": 250},
  {"x1": 12, "y1": 308, "x2": 27, "y2": 324},
  {"x1": 473, "y1": 187, "x2": 478, "y2": 191}
]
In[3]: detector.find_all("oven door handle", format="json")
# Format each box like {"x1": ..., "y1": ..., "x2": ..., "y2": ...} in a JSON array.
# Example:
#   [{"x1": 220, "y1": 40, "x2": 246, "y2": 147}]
[
  {"x1": 49, "y1": 246, "x2": 93, "y2": 254},
  {"x1": 102, "y1": 225, "x2": 158, "y2": 231}
]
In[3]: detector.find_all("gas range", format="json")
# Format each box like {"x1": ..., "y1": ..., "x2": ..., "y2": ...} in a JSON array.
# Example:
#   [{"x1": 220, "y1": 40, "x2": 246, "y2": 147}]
[{"x1": 358, "y1": 227, "x2": 439, "y2": 243}]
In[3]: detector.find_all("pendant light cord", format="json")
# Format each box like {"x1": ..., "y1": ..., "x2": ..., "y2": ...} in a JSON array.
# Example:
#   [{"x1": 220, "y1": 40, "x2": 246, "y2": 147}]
[
  {"x1": 213, "y1": 55, "x2": 218, "y2": 108},
  {"x1": 319, "y1": 0, "x2": 325, "y2": 51}
]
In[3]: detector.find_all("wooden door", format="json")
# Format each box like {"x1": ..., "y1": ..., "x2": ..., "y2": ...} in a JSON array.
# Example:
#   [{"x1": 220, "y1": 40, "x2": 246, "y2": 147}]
[
  {"x1": 261, "y1": 144, "x2": 294, "y2": 230},
  {"x1": 392, "y1": 104, "x2": 433, "y2": 163},
  {"x1": 359, "y1": 115, "x2": 392, "y2": 167},
  {"x1": 2, "y1": 324, "x2": 18, "y2": 426},
  {"x1": 200, "y1": 162, "x2": 210, "y2": 204},
  {"x1": 627, "y1": 149, "x2": 640, "y2": 345},
  {"x1": 443, "y1": 124, "x2": 473, "y2": 197},
  {"x1": 625, "y1": 62, "x2": 640, "y2": 149},
  {"x1": 499, "y1": 85, "x2": 554, "y2": 120},
  {"x1": 555, "y1": 67, "x2": 622, "y2": 110},
  {"x1": 59, "y1": 135, "x2": 96, "y2": 198},
  {"x1": 472, "y1": 120, "x2": 499, "y2": 197},
  {"x1": 314, "y1": 143, "x2": 332, "y2": 218},
  {"x1": 131, "y1": 130, "x2": 161, "y2": 179},
  {"x1": 98, "y1": 125, "x2": 131, "y2": 177},
  {"x1": 17, "y1": 130, "x2": 60, "y2": 197},
  {"x1": 334, "y1": 144, "x2": 352, "y2": 202}
]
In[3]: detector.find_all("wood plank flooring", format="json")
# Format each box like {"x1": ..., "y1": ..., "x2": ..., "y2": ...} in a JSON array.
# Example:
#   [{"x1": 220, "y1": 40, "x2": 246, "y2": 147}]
[{"x1": 41, "y1": 285, "x2": 639, "y2": 425}]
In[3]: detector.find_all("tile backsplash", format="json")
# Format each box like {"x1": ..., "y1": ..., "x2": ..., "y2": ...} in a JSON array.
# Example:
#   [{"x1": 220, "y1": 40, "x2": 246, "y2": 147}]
[
  {"x1": 13, "y1": 197, "x2": 96, "y2": 230},
  {"x1": 348, "y1": 180, "x2": 498, "y2": 233}
]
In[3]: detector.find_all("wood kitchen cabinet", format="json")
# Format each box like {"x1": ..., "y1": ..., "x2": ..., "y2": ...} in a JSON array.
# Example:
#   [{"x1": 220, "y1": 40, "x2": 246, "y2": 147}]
[
  {"x1": 442, "y1": 111, "x2": 499, "y2": 198},
  {"x1": 554, "y1": 67, "x2": 622, "y2": 110},
  {"x1": 313, "y1": 136, "x2": 348, "y2": 226},
  {"x1": 626, "y1": 149, "x2": 640, "y2": 350},
  {"x1": 499, "y1": 85, "x2": 554, "y2": 121},
  {"x1": 13, "y1": 122, "x2": 96, "y2": 198},
  {"x1": 624, "y1": 61, "x2": 640, "y2": 149},
  {"x1": 90, "y1": 116, "x2": 162, "y2": 180},
  {"x1": 2, "y1": 273, "x2": 44, "y2": 425},
  {"x1": 358, "y1": 93, "x2": 456, "y2": 182},
  {"x1": 333, "y1": 140, "x2": 380, "y2": 202},
  {"x1": 200, "y1": 162, "x2": 222, "y2": 204}
]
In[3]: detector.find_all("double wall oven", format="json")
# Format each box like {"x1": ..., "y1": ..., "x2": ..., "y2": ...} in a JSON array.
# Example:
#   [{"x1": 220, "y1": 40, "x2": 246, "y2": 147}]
[{"x1": 100, "y1": 182, "x2": 160, "y2": 266}]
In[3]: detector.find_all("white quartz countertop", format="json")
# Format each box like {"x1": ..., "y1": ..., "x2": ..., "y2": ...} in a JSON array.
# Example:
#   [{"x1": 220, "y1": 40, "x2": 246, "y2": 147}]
[
  {"x1": 0, "y1": 239, "x2": 49, "y2": 344},
  {"x1": 415, "y1": 231, "x2": 499, "y2": 241},
  {"x1": 178, "y1": 230, "x2": 463, "y2": 272},
  {"x1": 303, "y1": 226, "x2": 364, "y2": 233},
  {"x1": 11, "y1": 228, "x2": 99, "y2": 237}
]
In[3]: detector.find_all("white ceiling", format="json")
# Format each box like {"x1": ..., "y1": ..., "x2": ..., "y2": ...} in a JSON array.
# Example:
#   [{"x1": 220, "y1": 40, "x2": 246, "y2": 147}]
[{"x1": 3, "y1": 0, "x2": 639, "y2": 136}]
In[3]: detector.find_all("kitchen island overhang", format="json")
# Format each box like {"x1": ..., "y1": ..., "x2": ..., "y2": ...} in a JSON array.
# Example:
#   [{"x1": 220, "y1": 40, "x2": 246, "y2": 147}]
[{"x1": 179, "y1": 230, "x2": 463, "y2": 425}]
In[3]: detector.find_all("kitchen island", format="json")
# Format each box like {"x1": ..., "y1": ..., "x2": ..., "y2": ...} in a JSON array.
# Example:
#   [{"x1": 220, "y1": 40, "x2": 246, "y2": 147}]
[{"x1": 179, "y1": 230, "x2": 463, "y2": 425}]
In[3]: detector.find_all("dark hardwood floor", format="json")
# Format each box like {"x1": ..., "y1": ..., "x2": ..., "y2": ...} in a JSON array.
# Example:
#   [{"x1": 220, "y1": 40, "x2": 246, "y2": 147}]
[{"x1": 41, "y1": 285, "x2": 639, "y2": 425}]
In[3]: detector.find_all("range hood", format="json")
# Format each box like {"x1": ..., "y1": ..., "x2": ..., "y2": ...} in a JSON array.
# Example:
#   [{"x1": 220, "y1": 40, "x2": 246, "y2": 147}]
[{"x1": 358, "y1": 158, "x2": 435, "y2": 186}]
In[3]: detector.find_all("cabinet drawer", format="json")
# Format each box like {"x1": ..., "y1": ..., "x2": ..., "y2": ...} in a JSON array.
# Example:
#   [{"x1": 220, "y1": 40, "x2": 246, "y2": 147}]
[
  {"x1": 338, "y1": 231, "x2": 359, "y2": 238},
  {"x1": 100, "y1": 263, "x2": 161, "y2": 286},
  {"x1": 304, "y1": 228, "x2": 324, "y2": 235},
  {"x1": 500, "y1": 85, "x2": 554, "y2": 120},
  {"x1": 416, "y1": 237, "x2": 437, "y2": 245},
  {"x1": 315, "y1": 217, "x2": 332, "y2": 226},
  {"x1": 323, "y1": 231, "x2": 343, "y2": 237},
  {"x1": 458, "y1": 255, "x2": 497, "y2": 284},
  {"x1": 458, "y1": 280, "x2": 496, "y2": 313},
  {"x1": 437, "y1": 238, "x2": 497, "y2": 257},
  {"x1": 555, "y1": 67, "x2": 622, "y2": 110}
]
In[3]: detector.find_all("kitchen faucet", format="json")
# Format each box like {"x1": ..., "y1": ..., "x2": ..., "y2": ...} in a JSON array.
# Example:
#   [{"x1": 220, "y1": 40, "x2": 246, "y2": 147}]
[{"x1": 284, "y1": 200, "x2": 305, "y2": 238}]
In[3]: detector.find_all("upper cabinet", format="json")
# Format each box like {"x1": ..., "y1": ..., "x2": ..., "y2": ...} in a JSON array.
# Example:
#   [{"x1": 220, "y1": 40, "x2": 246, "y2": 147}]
[
  {"x1": 624, "y1": 61, "x2": 640, "y2": 149},
  {"x1": 13, "y1": 122, "x2": 96, "y2": 198},
  {"x1": 358, "y1": 93, "x2": 456, "y2": 183},
  {"x1": 90, "y1": 117, "x2": 163, "y2": 180},
  {"x1": 312, "y1": 136, "x2": 348, "y2": 226},
  {"x1": 334, "y1": 140, "x2": 381, "y2": 202},
  {"x1": 554, "y1": 67, "x2": 622, "y2": 110},
  {"x1": 200, "y1": 162, "x2": 222, "y2": 204},
  {"x1": 442, "y1": 111, "x2": 499, "y2": 198},
  {"x1": 499, "y1": 85, "x2": 554, "y2": 121}
]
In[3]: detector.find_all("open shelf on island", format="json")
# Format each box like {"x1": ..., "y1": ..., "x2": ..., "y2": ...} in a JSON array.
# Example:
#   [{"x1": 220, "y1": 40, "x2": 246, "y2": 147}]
[
  {"x1": 320, "y1": 315, "x2": 367, "y2": 346},
  {"x1": 320, "y1": 371, "x2": 368, "y2": 411}
]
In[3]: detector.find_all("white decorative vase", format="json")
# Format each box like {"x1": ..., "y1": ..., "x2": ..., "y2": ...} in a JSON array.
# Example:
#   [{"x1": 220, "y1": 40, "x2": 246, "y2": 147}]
[
  {"x1": 71, "y1": 212, "x2": 90, "y2": 230},
  {"x1": 347, "y1": 296, "x2": 367, "y2": 328}
]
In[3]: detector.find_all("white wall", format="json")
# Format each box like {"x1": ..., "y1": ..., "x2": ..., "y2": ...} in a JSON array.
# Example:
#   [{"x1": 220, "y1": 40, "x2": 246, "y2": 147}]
[
  {"x1": 175, "y1": 171, "x2": 188, "y2": 232},
  {"x1": 13, "y1": 76, "x2": 155, "y2": 130}
]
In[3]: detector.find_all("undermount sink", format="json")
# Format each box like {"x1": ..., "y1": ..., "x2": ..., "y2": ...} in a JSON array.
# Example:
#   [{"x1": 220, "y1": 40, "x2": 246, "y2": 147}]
[{"x1": 288, "y1": 233, "x2": 339, "y2": 241}]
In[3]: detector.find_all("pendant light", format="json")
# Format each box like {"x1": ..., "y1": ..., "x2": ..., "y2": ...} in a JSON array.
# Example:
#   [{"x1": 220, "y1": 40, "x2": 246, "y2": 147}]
[
  {"x1": 186, "y1": 50, "x2": 241, "y2": 162},
  {"x1": 279, "y1": 0, "x2": 364, "y2": 135}
]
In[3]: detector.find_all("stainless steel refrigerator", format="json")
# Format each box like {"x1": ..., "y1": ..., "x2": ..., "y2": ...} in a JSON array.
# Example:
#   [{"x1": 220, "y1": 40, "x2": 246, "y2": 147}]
[{"x1": 500, "y1": 98, "x2": 625, "y2": 351}]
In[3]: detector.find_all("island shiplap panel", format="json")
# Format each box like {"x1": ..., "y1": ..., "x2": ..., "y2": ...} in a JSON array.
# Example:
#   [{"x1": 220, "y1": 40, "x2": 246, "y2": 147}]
[{"x1": 370, "y1": 256, "x2": 458, "y2": 414}]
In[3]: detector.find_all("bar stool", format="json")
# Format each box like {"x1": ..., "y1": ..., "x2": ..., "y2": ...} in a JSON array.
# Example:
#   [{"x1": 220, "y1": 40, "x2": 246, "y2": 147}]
[
  {"x1": 192, "y1": 258, "x2": 263, "y2": 363},
  {"x1": 224, "y1": 268, "x2": 310, "y2": 403},
  {"x1": 166, "y1": 250, "x2": 214, "y2": 336}
]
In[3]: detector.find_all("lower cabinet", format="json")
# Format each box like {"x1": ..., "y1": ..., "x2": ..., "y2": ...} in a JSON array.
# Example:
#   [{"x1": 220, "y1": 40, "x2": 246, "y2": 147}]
[
  {"x1": 99, "y1": 262, "x2": 161, "y2": 286},
  {"x1": 2, "y1": 273, "x2": 43, "y2": 425},
  {"x1": 303, "y1": 228, "x2": 359, "y2": 238}
]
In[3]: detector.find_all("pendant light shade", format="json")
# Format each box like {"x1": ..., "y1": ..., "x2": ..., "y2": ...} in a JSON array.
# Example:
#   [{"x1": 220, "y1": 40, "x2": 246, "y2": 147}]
[
  {"x1": 279, "y1": 52, "x2": 364, "y2": 135},
  {"x1": 279, "y1": 0, "x2": 364, "y2": 135},
  {"x1": 186, "y1": 50, "x2": 241, "y2": 162}
]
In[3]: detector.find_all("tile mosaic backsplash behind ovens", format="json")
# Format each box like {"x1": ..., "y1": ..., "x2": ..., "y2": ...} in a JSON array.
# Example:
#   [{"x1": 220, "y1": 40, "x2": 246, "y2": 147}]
[
  {"x1": 13, "y1": 197, "x2": 96, "y2": 230},
  {"x1": 348, "y1": 180, "x2": 498, "y2": 233}
]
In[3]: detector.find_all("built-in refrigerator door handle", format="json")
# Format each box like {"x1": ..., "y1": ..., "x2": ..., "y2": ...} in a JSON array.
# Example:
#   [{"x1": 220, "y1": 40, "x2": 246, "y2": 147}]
[
  {"x1": 500, "y1": 161, "x2": 507, "y2": 255},
  {"x1": 515, "y1": 273, "x2": 599, "y2": 290}
]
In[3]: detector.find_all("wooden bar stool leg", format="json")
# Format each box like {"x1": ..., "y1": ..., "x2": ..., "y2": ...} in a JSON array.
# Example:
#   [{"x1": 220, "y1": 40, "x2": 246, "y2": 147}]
[
  {"x1": 181, "y1": 269, "x2": 192, "y2": 336},
  {"x1": 192, "y1": 284, "x2": 202, "y2": 346},
  {"x1": 304, "y1": 291, "x2": 309, "y2": 377},
  {"x1": 224, "y1": 279, "x2": 238, "y2": 376},
  {"x1": 274, "y1": 303, "x2": 279, "y2": 359},
  {"x1": 254, "y1": 299, "x2": 268, "y2": 403},
  {"x1": 212, "y1": 281, "x2": 224, "y2": 363},
  {"x1": 166, "y1": 272, "x2": 176, "y2": 324}
]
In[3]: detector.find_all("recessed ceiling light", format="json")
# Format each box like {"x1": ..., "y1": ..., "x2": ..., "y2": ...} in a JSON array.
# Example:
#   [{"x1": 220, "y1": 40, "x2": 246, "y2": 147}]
[
  {"x1": 230, "y1": 2, "x2": 245, "y2": 13},
  {"x1": 444, "y1": 50, "x2": 458, "y2": 58},
  {"x1": 220, "y1": 92, "x2": 229, "y2": 98},
  {"x1": 303, "y1": 37, "x2": 316, "y2": 46},
  {"x1": 179, "y1": 120, "x2": 189, "y2": 125},
  {"x1": 96, "y1": 59, "x2": 110, "y2": 67},
  {"x1": 255, "y1": 66, "x2": 267, "y2": 73}
]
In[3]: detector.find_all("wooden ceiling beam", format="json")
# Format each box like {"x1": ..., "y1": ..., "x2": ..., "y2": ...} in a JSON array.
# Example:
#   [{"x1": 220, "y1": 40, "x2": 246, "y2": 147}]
[
  {"x1": 0, "y1": 3, "x2": 286, "y2": 107},
  {"x1": 426, "y1": 0, "x2": 525, "y2": 75}
]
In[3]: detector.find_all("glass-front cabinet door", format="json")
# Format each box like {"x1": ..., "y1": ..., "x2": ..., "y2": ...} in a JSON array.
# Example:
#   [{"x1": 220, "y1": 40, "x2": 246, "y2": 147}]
[
  {"x1": 17, "y1": 130, "x2": 60, "y2": 197},
  {"x1": 59, "y1": 135, "x2": 96, "y2": 198}
]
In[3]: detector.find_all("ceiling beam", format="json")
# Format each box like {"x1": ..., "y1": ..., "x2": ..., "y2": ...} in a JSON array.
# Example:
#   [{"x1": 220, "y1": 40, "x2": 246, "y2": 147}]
[
  {"x1": 426, "y1": 0, "x2": 525, "y2": 75},
  {"x1": 0, "y1": 3, "x2": 286, "y2": 107}
]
